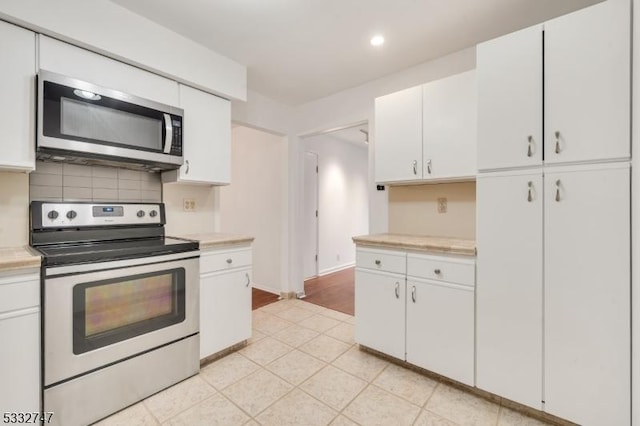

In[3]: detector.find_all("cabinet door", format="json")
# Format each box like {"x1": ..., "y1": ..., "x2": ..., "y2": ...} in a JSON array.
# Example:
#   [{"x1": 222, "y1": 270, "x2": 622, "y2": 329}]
[
  {"x1": 422, "y1": 70, "x2": 477, "y2": 179},
  {"x1": 354, "y1": 268, "x2": 405, "y2": 360},
  {"x1": 0, "y1": 310, "x2": 40, "y2": 412},
  {"x1": 544, "y1": 0, "x2": 630, "y2": 164},
  {"x1": 374, "y1": 86, "x2": 422, "y2": 183},
  {"x1": 406, "y1": 278, "x2": 474, "y2": 386},
  {"x1": 0, "y1": 21, "x2": 36, "y2": 172},
  {"x1": 476, "y1": 172, "x2": 543, "y2": 409},
  {"x1": 544, "y1": 165, "x2": 630, "y2": 425},
  {"x1": 200, "y1": 268, "x2": 252, "y2": 359},
  {"x1": 164, "y1": 85, "x2": 231, "y2": 185},
  {"x1": 39, "y1": 36, "x2": 179, "y2": 106},
  {"x1": 477, "y1": 25, "x2": 542, "y2": 171}
]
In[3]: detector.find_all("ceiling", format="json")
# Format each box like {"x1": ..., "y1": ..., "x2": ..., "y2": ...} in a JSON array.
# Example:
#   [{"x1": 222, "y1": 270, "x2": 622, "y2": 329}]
[{"x1": 110, "y1": 0, "x2": 601, "y2": 106}]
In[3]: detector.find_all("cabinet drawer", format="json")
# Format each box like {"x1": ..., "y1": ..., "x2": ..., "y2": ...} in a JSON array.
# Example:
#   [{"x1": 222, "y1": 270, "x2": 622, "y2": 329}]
[
  {"x1": 407, "y1": 254, "x2": 475, "y2": 286},
  {"x1": 0, "y1": 273, "x2": 39, "y2": 314},
  {"x1": 200, "y1": 247, "x2": 252, "y2": 274},
  {"x1": 356, "y1": 248, "x2": 406, "y2": 274}
]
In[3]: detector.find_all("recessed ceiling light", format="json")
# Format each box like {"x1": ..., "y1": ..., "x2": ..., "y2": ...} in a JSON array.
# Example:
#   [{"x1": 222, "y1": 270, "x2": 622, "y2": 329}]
[
  {"x1": 370, "y1": 35, "x2": 385, "y2": 47},
  {"x1": 73, "y1": 89, "x2": 102, "y2": 101}
]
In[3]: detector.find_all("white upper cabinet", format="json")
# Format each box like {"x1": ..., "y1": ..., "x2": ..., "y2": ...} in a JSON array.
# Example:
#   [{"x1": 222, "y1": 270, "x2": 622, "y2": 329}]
[
  {"x1": 544, "y1": 0, "x2": 630, "y2": 164},
  {"x1": 423, "y1": 70, "x2": 477, "y2": 180},
  {"x1": 162, "y1": 85, "x2": 231, "y2": 185},
  {"x1": 374, "y1": 86, "x2": 423, "y2": 183},
  {"x1": 38, "y1": 36, "x2": 179, "y2": 107},
  {"x1": 0, "y1": 21, "x2": 36, "y2": 172},
  {"x1": 477, "y1": 25, "x2": 543, "y2": 171}
]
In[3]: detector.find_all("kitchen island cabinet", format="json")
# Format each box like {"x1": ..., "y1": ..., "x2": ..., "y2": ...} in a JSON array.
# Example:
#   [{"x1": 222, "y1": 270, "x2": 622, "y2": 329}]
[
  {"x1": 0, "y1": 248, "x2": 41, "y2": 414},
  {"x1": 0, "y1": 21, "x2": 36, "y2": 172}
]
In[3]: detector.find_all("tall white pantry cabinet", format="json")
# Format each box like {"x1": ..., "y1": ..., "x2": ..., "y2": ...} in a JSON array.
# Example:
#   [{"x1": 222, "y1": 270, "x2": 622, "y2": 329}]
[{"x1": 476, "y1": 0, "x2": 631, "y2": 425}]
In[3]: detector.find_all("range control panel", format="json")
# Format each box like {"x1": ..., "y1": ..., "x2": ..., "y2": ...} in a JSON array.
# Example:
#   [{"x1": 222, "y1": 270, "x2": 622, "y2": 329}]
[{"x1": 36, "y1": 202, "x2": 164, "y2": 228}]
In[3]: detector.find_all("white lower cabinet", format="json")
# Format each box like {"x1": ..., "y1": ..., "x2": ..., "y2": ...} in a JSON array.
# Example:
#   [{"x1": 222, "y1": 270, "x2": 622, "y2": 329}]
[
  {"x1": 199, "y1": 245, "x2": 252, "y2": 359},
  {"x1": 0, "y1": 270, "x2": 40, "y2": 413},
  {"x1": 355, "y1": 247, "x2": 475, "y2": 385}
]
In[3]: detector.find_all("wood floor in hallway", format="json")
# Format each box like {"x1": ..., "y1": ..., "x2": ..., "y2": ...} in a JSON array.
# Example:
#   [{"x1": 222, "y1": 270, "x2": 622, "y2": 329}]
[
  {"x1": 252, "y1": 288, "x2": 280, "y2": 310},
  {"x1": 303, "y1": 267, "x2": 354, "y2": 315}
]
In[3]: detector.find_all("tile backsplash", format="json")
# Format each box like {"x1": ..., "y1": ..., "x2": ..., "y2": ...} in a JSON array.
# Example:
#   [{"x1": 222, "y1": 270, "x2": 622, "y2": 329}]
[{"x1": 30, "y1": 161, "x2": 162, "y2": 202}]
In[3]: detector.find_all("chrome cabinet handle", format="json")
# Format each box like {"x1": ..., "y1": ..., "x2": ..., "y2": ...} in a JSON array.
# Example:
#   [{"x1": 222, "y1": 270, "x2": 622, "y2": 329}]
[
  {"x1": 555, "y1": 131, "x2": 561, "y2": 154},
  {"x1": 375, "y1": 259, "x2": 381, "y2": 266},
  {"x1": 555, "y1": 179, "x2": 561, "y2": 202},
  {"x1": 426, "y1": 159, "x2": 432, "y2": 175},
  {"x1": 226, "y1": 258, "x2": 233, "y2": 264},
  {"x1": 412, "y1": 160, "x2": 418, "y2": 175},
  {"x1": 411, "y1": 286, "x2": 417, "y2": 303},
  {"x1": 394, "y1": 282, "x2": 400, "y2": 299},
  {"x1": 245, "y1": 273, "x2": 251, "y2": 287},
  {"x1": 527, "y1": 181, "x2": 533, "y2": 202},
  {"x1": 185, "y1": 159, "x2": 190, "y2": 174},
  {"x1": 434, "y1": 268, "x2": 441, "y2": 275},
  {"x1": 527, "y1": 135, "x2": 533, "y2": 157}
]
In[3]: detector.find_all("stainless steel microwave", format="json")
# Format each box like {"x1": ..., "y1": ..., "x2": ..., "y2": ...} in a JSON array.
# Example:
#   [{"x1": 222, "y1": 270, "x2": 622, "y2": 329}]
[{"x1": 37, "y1": 70, "x2": 183, "y2": 171}]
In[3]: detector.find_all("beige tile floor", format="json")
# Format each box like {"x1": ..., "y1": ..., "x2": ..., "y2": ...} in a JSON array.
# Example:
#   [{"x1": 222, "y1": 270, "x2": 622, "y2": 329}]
[{"x1": 97, "y1": 299, "x2": 550, "y2": 426}]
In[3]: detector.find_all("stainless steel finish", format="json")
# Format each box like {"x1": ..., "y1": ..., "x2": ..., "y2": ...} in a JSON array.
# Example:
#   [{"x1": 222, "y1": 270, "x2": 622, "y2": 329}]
[
  {"x1": 46, "y1": 250, "x2": 199, "y2": 277},
  {"x1": 555, "y1": 131, "x2": 561, "y2": 154},
  {"x1": 427, "y1": 159, "x2": 432, "y2": 174},
  {"x1": 412, "y1": 160, "x2": 418, "y2": 175},
  {"x1": 226, "y1": 258, "x2": 233, "y2": 264},
  {"x1": 37, "y1": 70, "x2": 183, "y2": 168},
  {"x1": 44, "y1": 335, "x2": 199, "y2": 426},
  {"x1": 185, "y1": 159, "x2": 190, "y2": 174},
  {"x1": 527, "y1": 135, "x2": 533, "y2": 157},
  {"x1": 411, "y1": 285, "x2": 417, "y2": 303},
  {"x1": 434, "y1": 269, "x2": 441, "y2": 275},
  {"x1": 555, "y1": 179, "x2": 561, "y2": 202},
  {"x1": 245, "y1": 272, "x2": 251, "y2": 287},
  {"x1": 375, "y1": 259, "x2": 381, "y2": 266},
  {"x1": 394, "y1": 282, "x2": 400, "y2": 299},
  {"x1": 44, "y1": 256, "x2": 199, "y2": 386},
  {"x1": 528, "y1": 181, "x2": 533, "y2": 202},
  {"x1": 163, "y1": 113, "x2": 173, "y2": 154},
  {"x1": 40, "y1": 202, "x2": 162, "y2": 228}
]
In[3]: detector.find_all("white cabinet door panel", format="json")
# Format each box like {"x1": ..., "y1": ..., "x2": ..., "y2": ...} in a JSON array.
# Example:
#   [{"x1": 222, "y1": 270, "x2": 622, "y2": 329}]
[
  {"x1": 355, "y1": 268, "x2": 405, "y2": 360},
  {"x1": 0, "y1": 21, "x2": 36, "y2": 171},
  {"x1": 544, "y1": 0, "x2": 630, "y2": 164},
  {"x1": 374, "y1": 86, "x2": 422, "y2": 183},
  {"x1": 477, "y1": 25, "x2": 543, "y2": 171},
  {"x1": 544, "y1": 165, "x2": 630, "y2": 425},
  {"x1": 200, "y1": 268, "x2": 252, "y2": 359},
  {"x1": 39, "y1": 36, "x2": 179, "y2": 106},
  {"x1": 422, "y1": 70, "x2": 476, "y2": 179},
  {"x1": 406, "y1": 278, "x2": 474, "y2": 386},
  {"x1": 476, "y1": 172, "x2": 543, "y2": 409}
]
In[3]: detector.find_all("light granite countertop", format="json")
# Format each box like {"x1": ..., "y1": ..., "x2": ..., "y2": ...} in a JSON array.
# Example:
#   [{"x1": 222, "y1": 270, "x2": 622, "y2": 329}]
[
  {"x1": 170, "y1": 232, "x2": 255, "y2": 250},
  {"x1": 352, "y1": 233, "x2": 476, "y2": 256},
  {"x1": 0, "y1": 246, "x2": 42, "y2": 272}
]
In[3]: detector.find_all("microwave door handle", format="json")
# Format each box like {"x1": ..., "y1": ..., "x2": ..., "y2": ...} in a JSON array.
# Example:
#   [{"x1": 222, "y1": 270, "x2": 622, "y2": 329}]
[{"x1": 163, "y1": 113, "x2": 173, "y2": 154}]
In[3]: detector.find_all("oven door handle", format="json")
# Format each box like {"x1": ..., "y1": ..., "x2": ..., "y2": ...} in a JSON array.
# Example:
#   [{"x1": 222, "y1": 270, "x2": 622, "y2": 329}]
[{"x1": 163, "y1": 113, "x2": 173, "y2": 154}]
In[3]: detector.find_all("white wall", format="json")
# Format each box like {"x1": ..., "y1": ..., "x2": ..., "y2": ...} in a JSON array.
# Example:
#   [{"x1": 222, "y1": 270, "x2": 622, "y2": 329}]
[
  {"x1": 0, "y1": 0, "x2": 245, "y2": 100},
  {"x1": 219, "y1": 126, "x2": 287, "y2": 294},
  {"x1": 0, "y1": 172, "x2": 29, "y2": 247},
  {"x1": 303, "y1": 134, "x2": 369, "y2": 276},
  {"x1": 632, "y1": 0, "x2": 639, "y2": 423}
]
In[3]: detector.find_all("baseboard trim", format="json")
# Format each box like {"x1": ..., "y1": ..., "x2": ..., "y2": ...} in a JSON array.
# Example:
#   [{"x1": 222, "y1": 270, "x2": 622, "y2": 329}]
[{"x1": 318, "y1": 262, "x2": 355, "y2": 277}]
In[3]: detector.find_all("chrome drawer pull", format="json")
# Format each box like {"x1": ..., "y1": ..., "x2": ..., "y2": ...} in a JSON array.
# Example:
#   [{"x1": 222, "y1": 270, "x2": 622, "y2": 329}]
[
  {"x1": 375, "y1": 260, "x2": 381, "y2": 266},
  {"x1": 411, "y1": 286, "x2": 417, "y2": 303},
  {"x1": 394, "y1": 282, "x2": 400, "y2": 299},
  {"x1": 434, "y1": 268, "x2": 441, "y2": 275},
  {"x1": 226, "y1": 258, "x2": 233, "y2": 264}
]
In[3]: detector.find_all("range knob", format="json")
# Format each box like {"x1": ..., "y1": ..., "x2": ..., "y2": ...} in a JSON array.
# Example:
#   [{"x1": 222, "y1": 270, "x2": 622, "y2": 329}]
[
  {"x1": 66, "y1": 210, "x2": 77, "y2": 220},
  {"x1": 149, "y1": 210, "x2": 158, "y2": 218},
  {"x1": 137, "y1": 210, "x2": 145, "y2": 218},
  {"x1": 47, "y1": 210, "x2": 59, "y2": 220}
]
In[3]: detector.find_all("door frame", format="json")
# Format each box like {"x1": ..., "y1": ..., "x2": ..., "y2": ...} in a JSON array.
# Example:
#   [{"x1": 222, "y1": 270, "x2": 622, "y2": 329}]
[{"x1": 303, "y1": 150, "x2": 319, "y2": 280}]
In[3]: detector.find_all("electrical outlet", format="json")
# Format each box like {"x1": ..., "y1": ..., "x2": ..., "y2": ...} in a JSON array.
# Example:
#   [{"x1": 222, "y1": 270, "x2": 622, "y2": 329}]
[
  {"x1": 183, "y1": 198, "x2": 196, "y2": 212},
  {"x1": 437, "y1": 197, "x2": 447, "y2": 214}
]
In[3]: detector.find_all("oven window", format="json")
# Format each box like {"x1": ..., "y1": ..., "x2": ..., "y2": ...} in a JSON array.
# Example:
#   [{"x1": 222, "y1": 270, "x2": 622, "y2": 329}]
[{"x1": 73, "y1": 268, "x2": 185, "y2": 354}]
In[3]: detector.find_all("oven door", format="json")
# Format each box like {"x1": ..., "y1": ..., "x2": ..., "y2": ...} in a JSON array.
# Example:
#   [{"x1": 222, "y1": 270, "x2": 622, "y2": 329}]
[
  {"x1": 37, "y1": 70, "x2": 183, "y2": 169},
  {"x1": 43, "y1": 251, "x2": 199, "y2": 387}
]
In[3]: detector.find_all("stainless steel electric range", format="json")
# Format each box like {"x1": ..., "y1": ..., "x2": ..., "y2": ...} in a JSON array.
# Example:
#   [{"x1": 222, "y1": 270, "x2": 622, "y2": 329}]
[{"x1": 30, "y1": 201, "x2": 200, "y2": 426}]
